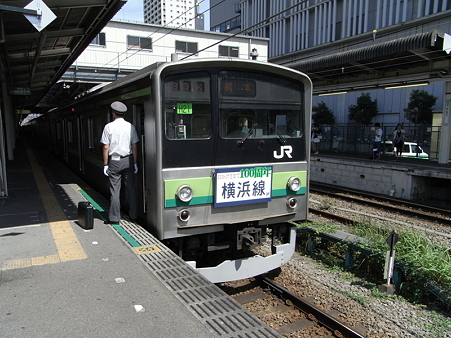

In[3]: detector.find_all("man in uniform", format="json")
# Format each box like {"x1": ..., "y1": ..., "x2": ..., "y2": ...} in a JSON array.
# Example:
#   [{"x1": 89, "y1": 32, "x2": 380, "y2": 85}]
[{"x1": 100, "y1": 101, "x2": 139, "y2": 224}]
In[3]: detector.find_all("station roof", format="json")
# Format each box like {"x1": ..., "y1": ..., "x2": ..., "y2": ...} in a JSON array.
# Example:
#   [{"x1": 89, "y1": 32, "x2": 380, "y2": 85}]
[
  {"x1": 283, "y1": 29, "x2": 451, "y2": 95},
  {"x1": 0, "y1": 0, "x2": 126, "y2": 113}
]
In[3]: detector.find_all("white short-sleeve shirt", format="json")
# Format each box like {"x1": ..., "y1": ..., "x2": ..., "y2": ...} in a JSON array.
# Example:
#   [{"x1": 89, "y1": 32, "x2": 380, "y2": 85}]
[
  {"x1": 100, "y1": 117, "x2": 139, "y2": 157},
  {"x1": 374, "y1": 128, "x2": 383, "y2": 142}
]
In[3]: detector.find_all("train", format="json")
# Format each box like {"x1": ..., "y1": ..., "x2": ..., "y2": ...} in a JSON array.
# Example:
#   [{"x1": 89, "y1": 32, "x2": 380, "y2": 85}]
[{"x1": 32, "y1": 58, "x2": 312, "y2": 283}]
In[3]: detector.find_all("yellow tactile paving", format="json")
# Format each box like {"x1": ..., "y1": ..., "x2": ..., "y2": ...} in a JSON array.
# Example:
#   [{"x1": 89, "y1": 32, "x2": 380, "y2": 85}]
[
  {"x1": 0, "y1": 148, "x2": 88, "y2": 270},
  {"x1": 31, "y1": 254, "x2": 61, "y2": 266},
  {"x1": 2, "y1": 258, "x2": 33, "y2": 270}
]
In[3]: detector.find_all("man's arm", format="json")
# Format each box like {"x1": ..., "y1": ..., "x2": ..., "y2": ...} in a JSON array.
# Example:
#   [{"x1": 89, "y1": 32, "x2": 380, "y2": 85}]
[
  {"x1": 132, "y1": 143, "x2": 138, "y2": 164},
  {"x1": 103, "y1": 144, "x2": 109, "y2": 165}
]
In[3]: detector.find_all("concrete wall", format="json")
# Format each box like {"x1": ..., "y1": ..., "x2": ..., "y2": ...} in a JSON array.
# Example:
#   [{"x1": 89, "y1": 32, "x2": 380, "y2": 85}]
[{"x1": 310, "y1": 156, "x2": 426, "y2": 201}]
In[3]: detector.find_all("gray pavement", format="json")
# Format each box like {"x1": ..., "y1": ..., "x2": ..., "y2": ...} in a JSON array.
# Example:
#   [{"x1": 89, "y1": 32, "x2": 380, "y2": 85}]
[
  {"x1": 1, "y1": 215, "x2": 213, "y2": 337},
  {"x1": 0, "y1": 138, "x2": 214, "y2": 338}
]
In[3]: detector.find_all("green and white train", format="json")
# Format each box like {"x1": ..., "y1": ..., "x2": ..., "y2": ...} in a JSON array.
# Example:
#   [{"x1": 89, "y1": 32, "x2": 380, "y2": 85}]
[{"x1": 33, "y1": 58, "x2": 312, "y2": 283}]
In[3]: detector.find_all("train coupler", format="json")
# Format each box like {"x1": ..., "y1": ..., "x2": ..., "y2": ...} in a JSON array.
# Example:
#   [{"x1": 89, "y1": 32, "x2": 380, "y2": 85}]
[{"x1": 237, "y1": 227, "x2": 262, "y2": 250}]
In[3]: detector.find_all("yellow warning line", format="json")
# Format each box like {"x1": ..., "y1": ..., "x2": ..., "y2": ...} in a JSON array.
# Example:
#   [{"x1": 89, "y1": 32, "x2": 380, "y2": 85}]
[{"x1": 1, "y1": 148, "x2": 87, "y2": 270}]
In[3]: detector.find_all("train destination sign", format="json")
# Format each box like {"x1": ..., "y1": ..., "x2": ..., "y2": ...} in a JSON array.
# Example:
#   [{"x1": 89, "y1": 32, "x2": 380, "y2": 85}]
[
  {"x1": 220, "y1": 78, "x2": 256, "y2": 97},
  {"x1": 214, "y1": 166, "x2": 272, "y2": 207}
]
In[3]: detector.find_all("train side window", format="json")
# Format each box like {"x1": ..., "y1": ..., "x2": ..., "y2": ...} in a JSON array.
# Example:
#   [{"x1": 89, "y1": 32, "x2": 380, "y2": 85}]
[{"x1": 163, "y1": 71, "x2": 211, "y2": 140}]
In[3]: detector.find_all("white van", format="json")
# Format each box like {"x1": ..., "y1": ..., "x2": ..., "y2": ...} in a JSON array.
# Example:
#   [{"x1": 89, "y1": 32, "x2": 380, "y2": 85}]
[{"x1": 383, "y1": 141, "x2": 428, "y2": 159}]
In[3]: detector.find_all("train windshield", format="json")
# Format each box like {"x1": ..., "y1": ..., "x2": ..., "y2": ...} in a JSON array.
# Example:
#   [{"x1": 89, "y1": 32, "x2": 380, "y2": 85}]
[
  {"x1": 218, "y1": 70, "x2": 304, "y2": 139},
  {"x1": 164, "y1": 71, "x2": 212, "y2": 140}
]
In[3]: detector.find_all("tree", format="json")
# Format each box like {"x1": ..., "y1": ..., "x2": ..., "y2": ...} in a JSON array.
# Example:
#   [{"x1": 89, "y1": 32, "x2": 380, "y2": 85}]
[
  {"x1": 348, "y1": 92, "x2": 379, "y2": 126},
  {"x1": 312, "y1": 101, "x2": 335, "y2": 125},
  {"x1": 404, "y1": 89, "x2": 437, "y2": 125}
]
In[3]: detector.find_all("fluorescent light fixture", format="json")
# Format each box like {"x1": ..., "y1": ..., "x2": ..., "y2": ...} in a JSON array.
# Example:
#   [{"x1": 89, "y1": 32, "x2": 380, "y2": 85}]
[
  {"x1": 384, "y1": 82, "x2": 428, "y2": 89},
  {"x1": 318, "y1": 91, "x2": 348, "y2": 96}
]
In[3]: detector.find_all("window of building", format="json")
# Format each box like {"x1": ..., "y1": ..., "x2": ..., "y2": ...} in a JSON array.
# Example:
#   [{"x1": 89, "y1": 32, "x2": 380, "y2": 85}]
[
  {"x1": 210, "y1": 15, "x2": 241, "y2": 33},
  {"x1": 175, "y1": 41, "x2": 198, "y2": 54},
  {"x1": 219, "y1": 45, "x2": 239, "y2": 57},
  {"x1": 90, "y1": 32, "x2": 106, "y2": 46},
  {"x1": 127, "y1": 35, "x2": 153, "y2": 51}
]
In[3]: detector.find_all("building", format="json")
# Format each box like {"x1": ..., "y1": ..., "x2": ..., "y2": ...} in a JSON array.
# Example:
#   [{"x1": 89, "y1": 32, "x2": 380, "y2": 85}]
[
  {"x1": 143, "y1": 0, "x2": 198, "y2": 29},
  {"x1": 195, "y1": 11, "x2": 205, "y2": 31},
  {"x1": 38, "y1": 20, "x2": 268, "y2": 109},
  {"x1": 210, "y1": 0, "x2": 241, "y2": 33},
  {"x1": 210, "y1": 0, "x2": 451, "y2": 162}
]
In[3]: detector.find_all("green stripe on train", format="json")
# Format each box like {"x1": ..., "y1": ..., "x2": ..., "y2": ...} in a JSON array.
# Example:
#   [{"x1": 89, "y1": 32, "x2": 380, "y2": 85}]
[{"x1": 165, "y1": 170, "x2": 307, "y2": 207}]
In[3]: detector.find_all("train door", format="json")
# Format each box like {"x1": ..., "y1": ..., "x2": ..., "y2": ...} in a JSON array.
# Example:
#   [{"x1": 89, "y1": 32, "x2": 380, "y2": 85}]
[
  {"x1": 50, "y1": 120, "x2": 56, "y2": 154},
  {"x1": 55, "y1": 119, "x2": 67, "y2": 159},
  {"x1": 77, "y1": 116, "x2": 85, "y2": 172},
  {"x1": 62, "y1": 118, "x2": 68, "y2": 162},
  {"x1": 132, "y1": 103, "x2": 146, "y2": 214}
]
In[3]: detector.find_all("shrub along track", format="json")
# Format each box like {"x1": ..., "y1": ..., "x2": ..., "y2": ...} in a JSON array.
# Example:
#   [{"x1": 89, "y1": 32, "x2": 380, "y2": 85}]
[{"x1": 309, "y1": 183, "x2": 451, "y2": 248}]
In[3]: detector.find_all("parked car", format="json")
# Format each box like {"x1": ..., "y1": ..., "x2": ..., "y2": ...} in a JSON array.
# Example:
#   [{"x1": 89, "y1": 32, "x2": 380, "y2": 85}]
[{"x1": 383, "y1": 141, "x2": 428, "y2": 159}]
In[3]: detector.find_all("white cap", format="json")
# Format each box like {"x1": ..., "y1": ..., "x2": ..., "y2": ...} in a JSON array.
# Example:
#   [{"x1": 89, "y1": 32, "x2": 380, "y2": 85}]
[{"x1": 111, "y1": 101, "x2": 127, "y2": 114}]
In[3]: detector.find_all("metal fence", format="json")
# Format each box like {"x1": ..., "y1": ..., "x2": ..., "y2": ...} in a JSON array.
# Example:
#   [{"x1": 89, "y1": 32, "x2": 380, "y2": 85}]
[{"x1": 317, "y1": 124, "x2": 440, "y2": 160}]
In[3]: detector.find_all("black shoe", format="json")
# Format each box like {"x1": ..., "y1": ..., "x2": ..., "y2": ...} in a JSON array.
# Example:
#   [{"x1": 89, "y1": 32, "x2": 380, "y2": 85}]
[{"x1": 104, "y1": 220, "x2": 119, "y2": 225}]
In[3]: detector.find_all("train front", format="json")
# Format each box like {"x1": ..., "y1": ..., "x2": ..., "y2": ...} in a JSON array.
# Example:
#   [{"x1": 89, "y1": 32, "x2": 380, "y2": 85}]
[{"x1": 147, "y1": 59, "x2": 312, "y2": 283}]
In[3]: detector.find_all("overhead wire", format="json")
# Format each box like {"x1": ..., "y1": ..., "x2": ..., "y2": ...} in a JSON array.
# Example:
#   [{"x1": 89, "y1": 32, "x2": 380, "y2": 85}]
[
  {"x1": 92, "y1": 0, "x2": 227, "y2": 75},
  {"x1": 181, "y1": 0, "x2": 311, "y2": 60},
  {"x1": 75, "y1": 0, "x2": 446, "y2": 88}
]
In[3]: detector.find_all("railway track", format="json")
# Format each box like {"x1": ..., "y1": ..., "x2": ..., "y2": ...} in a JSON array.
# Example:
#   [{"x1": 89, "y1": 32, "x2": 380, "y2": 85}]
[
  {"x1": 310, "y1": 183, "x2": 451, "y2": 226},
  {"x1": 220, "y1": 276, "x2": 366, "y2": 338},
  {"x1": 306, "y1": 183, "x2": 451, "y2": 311}
]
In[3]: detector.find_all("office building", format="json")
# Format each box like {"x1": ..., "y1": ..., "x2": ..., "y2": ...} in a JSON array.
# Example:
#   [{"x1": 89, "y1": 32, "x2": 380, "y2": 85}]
[
  {"x1": 144, "y1": 0, "x2": 198, "y2": 29},
  {"x1": 210, "y1": 0, "x2": 451, "y2": 160}
]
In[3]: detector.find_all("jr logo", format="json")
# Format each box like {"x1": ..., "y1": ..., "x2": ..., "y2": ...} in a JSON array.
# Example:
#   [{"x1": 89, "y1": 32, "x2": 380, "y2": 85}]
[{"x1": 274, "y1": 145, "x2": 293, "y2": 159}]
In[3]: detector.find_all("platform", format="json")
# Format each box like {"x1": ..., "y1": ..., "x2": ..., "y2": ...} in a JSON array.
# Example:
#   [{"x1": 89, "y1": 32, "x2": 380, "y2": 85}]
[
  {"x1": 310, "y1": 151, "x2": 451, "y2": 203},
  {"x1": 0, "y1": 137, "x2": 280, "y2": 338}
]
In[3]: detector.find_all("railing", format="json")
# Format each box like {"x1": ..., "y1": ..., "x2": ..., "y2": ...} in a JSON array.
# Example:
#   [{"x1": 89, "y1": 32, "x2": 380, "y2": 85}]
[{"x1": 316, "y1": 124, "x2": 438, "y2": 159}]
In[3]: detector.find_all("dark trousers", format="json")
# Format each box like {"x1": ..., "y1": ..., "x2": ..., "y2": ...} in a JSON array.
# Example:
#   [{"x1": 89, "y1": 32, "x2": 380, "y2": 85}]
[
  {"x1": 107, "y1": 156, "x2": 137, "y2": 223},
  {"x1": 372, "y1": 141, "x2": 381, "y2": 159}
]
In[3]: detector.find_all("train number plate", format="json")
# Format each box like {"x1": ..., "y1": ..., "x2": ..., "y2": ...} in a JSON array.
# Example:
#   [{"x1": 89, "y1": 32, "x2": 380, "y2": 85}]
[{"x1": 214, "y1": 166, "x2": 272, "y2": 207}]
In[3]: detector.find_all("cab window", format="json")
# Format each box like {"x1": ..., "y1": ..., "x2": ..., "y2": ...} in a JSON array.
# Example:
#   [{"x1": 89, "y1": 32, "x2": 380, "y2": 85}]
[{"x1": 163, "y1": 71, "x2": 211, "y2": 140}]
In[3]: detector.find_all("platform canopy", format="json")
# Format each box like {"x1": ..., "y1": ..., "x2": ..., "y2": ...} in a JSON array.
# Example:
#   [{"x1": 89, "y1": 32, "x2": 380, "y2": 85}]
[
  {"x1": 0, "y1": 0, "x2": 126, "y2": 112},
  {"x1": 283, "y1": 29, "x2": 451, "y2": 95}
]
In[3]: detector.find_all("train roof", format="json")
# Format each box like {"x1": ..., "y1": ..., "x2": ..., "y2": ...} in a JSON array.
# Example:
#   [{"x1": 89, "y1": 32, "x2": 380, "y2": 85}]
[{"x1": 44, "y1": 58, "x2": 312, "y2": 116}]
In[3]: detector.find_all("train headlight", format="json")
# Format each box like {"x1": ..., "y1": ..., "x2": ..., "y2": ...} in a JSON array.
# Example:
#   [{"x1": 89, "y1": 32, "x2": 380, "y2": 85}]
[
  {"x1": 287, "y1": 177, "x2": 301, "y2": 192},
  {"x1": 176, "y1": 185, "x2": 193, "y2": 202},
  {"x1": 178, "y1": 209, "x2": 191, "y2": 222}
]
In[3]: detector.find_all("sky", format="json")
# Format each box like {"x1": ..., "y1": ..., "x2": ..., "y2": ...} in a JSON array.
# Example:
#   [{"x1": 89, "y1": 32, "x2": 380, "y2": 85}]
[{"x1": 113, "y1": 0, "x2": 210, "y2": 29}]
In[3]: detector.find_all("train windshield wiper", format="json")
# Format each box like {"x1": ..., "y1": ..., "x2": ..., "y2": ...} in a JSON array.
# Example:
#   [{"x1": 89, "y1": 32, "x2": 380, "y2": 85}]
[
  {"x1": 269, "y1": 124, "x2": 286, "y2": 145},
  {"x1": 238, "y1": 123, "x2": 257, "y2": 147}
]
